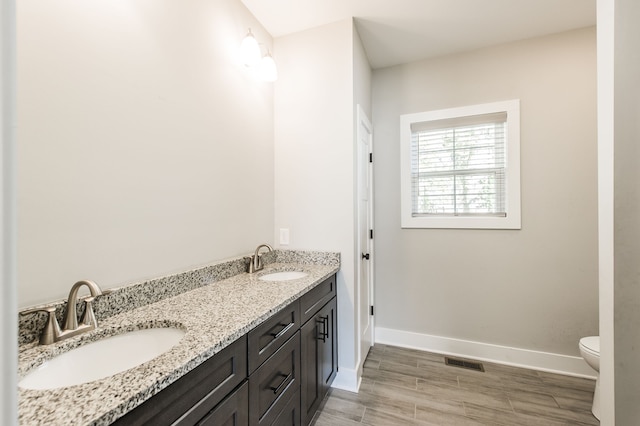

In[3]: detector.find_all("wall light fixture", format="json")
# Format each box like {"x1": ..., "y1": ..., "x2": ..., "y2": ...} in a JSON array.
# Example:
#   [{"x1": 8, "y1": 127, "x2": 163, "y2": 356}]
[
  {"x1": 240, "y1": 28, "x2": 261, "y2": 67},
  {"x1": 240, "y1": 28, "x2": 277, "y2": 82},
  {"x1": 259, "y1": 51, "x2": 278, "y2": 82}
]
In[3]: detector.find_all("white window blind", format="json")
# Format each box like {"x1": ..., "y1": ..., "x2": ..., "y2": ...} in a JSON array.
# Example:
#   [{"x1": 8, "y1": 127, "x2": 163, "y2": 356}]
[
  {"x1": 410, "y1": 112, "x2": 507, "y2": 217},
  {"x1": 400, "y1": 99, "x2": 521, "y2": 229}
]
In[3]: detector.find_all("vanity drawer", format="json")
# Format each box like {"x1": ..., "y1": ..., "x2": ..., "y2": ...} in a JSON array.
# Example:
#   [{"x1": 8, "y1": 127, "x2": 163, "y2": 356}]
[
  {"x1": 248, "y1": 300, "x2": 299, "y2": 373},
  {"x1": 299, "y1": 275, "x2": 336, "y2": 324},
  {"x1": 271, "y1": 389, "x2": 300, "y2": 426},
  {"x1": 249, "y1": 332, "x2": 301, "y2": 426},
  {"x1": 197, "y1": 381, "x2": 248, "y2": 426},
  {"x1": 113, "y1": 336, "x2": 247, "y2": 426}
]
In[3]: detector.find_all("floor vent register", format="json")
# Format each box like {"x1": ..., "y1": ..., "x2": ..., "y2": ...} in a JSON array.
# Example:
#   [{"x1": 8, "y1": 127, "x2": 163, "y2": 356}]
[{"x1": 444, "y1": 357, "x2": 485, "y2": 372}]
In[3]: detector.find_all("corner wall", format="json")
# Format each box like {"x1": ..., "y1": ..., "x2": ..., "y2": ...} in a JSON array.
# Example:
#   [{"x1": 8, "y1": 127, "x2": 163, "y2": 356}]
[
  {"x1": 17, "y1": 0, "x2": 275, "y2": 307},
  {"x1": 597, "y1": 0, "x2": 614, "y2": 422},
  {"x1": 612, "y1": 0, "x2": 640, "y2": 422},
  {"x1": 274, "y1": 19, "x2": 361, "y2": 389},
  {"x1": 372, "y1": 28, "x2": 598, "y2": 374}
]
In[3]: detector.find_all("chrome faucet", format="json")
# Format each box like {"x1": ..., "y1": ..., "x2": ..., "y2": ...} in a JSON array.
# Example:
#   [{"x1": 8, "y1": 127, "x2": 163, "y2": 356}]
[
  {"x1": 247, "y1": 244, "x2": 273, "y2": 273},
  {"x1": 21, "y1": 280, "x2": 104, "y2": 345}
]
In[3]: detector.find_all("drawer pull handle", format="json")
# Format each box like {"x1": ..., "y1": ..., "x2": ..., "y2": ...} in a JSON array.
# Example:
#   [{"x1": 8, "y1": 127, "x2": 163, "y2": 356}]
[
  {"x1": 322, "y1": 315, "x2": 329, "y2": 339},
  {"x1": 269, "y1": 372, "x2": 291, "y2": 394},
  {"x1": 316, "y1": 321, "x2": 325, "y2": 342},
  {"x1": 316, "y1": 316, "x2": 329, "y2": 342},
  {"x1": 269, "y1": 322, "x2": 293, "y2": 340}
]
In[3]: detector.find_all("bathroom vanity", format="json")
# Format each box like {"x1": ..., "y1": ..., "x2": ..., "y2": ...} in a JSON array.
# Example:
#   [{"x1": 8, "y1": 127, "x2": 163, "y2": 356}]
[
  {"x1": 17, "y1": 250, "x2": 339, "y2": 426},
  {"x1": 113, "y1": 275, "x2": 337, "y2": 426}
]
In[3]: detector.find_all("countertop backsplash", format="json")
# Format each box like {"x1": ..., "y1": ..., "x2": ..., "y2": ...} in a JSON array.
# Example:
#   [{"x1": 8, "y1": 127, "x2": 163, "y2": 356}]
[{"x1": 18, "y1": 249, "x2": 340, "y2": 347}]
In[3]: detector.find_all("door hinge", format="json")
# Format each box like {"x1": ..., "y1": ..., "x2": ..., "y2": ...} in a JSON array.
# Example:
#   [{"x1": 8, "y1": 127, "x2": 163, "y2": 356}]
[
  {"x1": 370, "y1": 229, "x2": 373, "y2": 239},
  {"x1": 369, "y1": 153, "x2": 373, "y2": 163},
  {"x1": 370, "y1": 305, "x2": 374, "y2": 316}
]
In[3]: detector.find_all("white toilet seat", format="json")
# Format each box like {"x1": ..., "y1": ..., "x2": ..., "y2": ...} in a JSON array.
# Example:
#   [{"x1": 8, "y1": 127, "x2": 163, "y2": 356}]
[
  {"x1": 578, "y1": 336, "x2": 600, "y2": 421},
  {"x1": 580, "y1": 336, "x2": 600, "y2": 356}
]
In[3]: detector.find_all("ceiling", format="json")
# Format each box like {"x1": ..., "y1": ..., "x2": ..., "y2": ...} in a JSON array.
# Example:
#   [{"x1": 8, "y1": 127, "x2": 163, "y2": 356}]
[{"x1": 240, "y1": 0, "x2": 596, "y2": 69}]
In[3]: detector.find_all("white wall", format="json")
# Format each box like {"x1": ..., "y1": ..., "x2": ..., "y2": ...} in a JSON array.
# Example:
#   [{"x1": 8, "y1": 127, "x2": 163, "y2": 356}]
[
  {"x1": 273, "y1": 19, "x2": 360, "y2": 388},
  {"x1": 611, "y1": 0, "x2": 640, "y2": 423},
  {"x1": 372, "y1": 28, "x2": 598, "y2": 366},
  {"x1": 599, "y1": 2, "x2": 640, "y2": 422},
  {"x1": 2, "y1": 0, "x2": 18, "y2": 423},
  {"x1": 17, "y1": 0, "x2": 275, "y2": 307},
  {"x1": 353, "y1": 26, "x2": 372, "y2": 122},
  {"x1": 597, "y1": 0, "x2": 614, "y2": 422}
]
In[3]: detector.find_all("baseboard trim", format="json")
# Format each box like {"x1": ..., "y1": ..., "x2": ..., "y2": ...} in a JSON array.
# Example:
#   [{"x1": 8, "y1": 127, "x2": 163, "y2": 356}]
[
  {"x1": 331, "y1": 367, "x2": 360, "y2": 392},
  {"x1": 375, "y1": 327, "x2": 596, "y2": 379}
]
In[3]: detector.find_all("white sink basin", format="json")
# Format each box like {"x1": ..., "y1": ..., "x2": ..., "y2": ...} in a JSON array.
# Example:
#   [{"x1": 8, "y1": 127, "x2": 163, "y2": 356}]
[
  {"x1": 19, "y1": 327, "x2": 185, "y2": 390},
  {"x1": 259, "y1": 271, "x2": 308, "y2": 281}
]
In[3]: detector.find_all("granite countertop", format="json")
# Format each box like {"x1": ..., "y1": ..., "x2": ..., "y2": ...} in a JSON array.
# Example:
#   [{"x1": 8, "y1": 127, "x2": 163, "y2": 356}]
[{"x1": 18, "y1": 261, "x2": 339, "y2": 426}]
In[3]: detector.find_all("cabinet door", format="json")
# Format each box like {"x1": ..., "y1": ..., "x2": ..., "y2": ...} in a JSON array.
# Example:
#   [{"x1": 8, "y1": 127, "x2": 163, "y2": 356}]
[
  {"x1": 300, "y1": 296, "x2": 338, "y2": 426},
  {"x1": 319, "y1": 297, "x2": 338, "y2": 392},
  {"x1": 197, "y1": 382, "x2": 248, "y2": 426},
  {"x1": 300, "y1": 311, "x2": 322, "y2": 425}
]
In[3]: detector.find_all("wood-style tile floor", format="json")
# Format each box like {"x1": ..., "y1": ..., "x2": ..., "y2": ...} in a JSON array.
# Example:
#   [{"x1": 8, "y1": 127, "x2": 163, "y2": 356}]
[{"x1": 311, "y1": 344, "x2": 599, "y2": 426}]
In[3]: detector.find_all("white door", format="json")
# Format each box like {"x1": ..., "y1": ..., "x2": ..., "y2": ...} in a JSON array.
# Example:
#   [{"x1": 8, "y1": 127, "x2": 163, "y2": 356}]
[{"x1": 357, "y1": 105, "x2": 373, "y2": 371}]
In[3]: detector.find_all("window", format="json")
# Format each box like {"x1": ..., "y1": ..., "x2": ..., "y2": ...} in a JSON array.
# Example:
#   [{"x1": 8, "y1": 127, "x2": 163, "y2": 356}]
[{"x1": 400, "y1": 100, "x2": 521, "y2": 229}]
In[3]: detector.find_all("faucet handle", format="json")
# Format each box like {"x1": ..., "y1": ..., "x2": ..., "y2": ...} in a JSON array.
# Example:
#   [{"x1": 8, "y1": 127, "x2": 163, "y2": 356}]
[
  {"x1": 79, "y1": 297, "x2": 98, "y2": 327},
  {"x1": 20, "y1": 305, "x2": 57, "y2": 316},
  {"x1": 256, "y1": 253, "x2": 265, "y2": 269},
  {"x1": 20, "y1": 306, "x2": 62, "y2": 345}
]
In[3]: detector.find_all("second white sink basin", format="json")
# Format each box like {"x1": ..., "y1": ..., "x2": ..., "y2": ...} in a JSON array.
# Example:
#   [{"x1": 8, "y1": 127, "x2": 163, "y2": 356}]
[
  {"x1": 259, "y1": 271, "x2": 308, "y2": 281},
  {"x1": 19, "y1": 327, "x2": 185, "y2": 390}
]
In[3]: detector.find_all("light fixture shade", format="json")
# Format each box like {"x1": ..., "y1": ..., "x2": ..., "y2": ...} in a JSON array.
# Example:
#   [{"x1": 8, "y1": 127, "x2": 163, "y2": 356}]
[
  {"x1": 259, "y1": 53, "x2": 278, "y2": 82},
  {"x1": 240, "y1": 29, "x2": 261, "y2": 67}
]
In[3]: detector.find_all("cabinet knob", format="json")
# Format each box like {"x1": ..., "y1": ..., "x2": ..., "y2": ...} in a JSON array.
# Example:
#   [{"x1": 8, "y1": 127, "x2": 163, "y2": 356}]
[{"x1": 362, "y1": 253, "x2": 370, "y2": 260}]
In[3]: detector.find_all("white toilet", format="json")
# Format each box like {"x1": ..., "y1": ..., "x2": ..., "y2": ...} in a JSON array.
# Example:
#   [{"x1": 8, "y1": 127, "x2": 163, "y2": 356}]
[{"x1": 579, "y1": 336, "x2": 600, "y2": 420}]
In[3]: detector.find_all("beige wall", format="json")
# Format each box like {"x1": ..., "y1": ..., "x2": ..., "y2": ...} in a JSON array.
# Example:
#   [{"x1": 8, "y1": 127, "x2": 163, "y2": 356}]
[
  {"x1": 17, "y1": 0, "x2": 275, "y2": 307},
  {"x1": 372, "y1": 27, "x2": 598, "y2": 357}
]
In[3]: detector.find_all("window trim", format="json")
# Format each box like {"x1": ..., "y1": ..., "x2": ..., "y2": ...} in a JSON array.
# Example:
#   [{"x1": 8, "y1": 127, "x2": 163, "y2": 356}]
[{"x1": 400, "y1": 100, "x2": 521, "y2": 229}]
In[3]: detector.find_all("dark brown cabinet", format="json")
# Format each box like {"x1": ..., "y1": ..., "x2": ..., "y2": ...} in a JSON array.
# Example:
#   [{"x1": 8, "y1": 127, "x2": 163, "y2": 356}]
[
  {"x1": 249, "y1": 332, "x2": 300, "y2": 425},
  {"x1": 319, "y1": 298, "x2": 338, "y2": 394},
  {"x1": 271, "y1": 390, "x2": 301, "y2": 425},
  {"x1": 248, "y1": 301, "x2": 299, "y2": 374},
  {"x1": 300, "y1": 297, "x2": 337, "y2": 426},
  {"x1": 197, "y1": 382, "x2": 249, "y2": 426},
  {"x1": 112, "y1": 335, "x2": 248, "y2": 426},
  {"x1": 111, "y1": 274, "x2": 336, "y2": 426}
]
